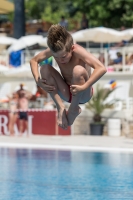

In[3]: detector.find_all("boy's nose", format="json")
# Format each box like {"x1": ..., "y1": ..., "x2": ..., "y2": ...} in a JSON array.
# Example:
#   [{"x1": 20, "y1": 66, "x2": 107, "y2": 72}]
[{"x1": 60, "y1": 58, "x2": 64, "y2": 61}]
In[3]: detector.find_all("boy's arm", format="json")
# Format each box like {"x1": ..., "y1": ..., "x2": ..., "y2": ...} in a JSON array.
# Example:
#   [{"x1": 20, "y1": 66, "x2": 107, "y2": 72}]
[
  {"x1": 30, "y1": 48, "x2": 52, "y2": 83},
  {"x1": 74, "y1": 45, "x2": 107, "y2": 89}
]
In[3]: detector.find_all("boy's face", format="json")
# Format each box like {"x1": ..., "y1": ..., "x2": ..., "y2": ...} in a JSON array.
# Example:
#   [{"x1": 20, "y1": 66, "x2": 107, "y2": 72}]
[{"x1": 52, "y1": 49, "x2": 73, "y2": 64}]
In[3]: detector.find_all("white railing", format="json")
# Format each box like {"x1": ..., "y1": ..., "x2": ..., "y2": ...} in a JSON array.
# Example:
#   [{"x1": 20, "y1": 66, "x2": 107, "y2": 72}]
[{"x1": 0, "y1": 47, "x2": 133, "y2": 72}]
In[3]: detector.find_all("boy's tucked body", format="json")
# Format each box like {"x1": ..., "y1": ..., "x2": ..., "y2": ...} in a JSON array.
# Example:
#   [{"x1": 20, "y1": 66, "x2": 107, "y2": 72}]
[{"x1": 30, "y1": 25, "x2": 107, "y2": 129}]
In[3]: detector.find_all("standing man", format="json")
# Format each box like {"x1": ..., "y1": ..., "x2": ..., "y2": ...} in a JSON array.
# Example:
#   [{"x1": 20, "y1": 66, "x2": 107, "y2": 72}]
[
  {"x1": 18, "y1": 90, "x2": 32, "y2": 136},
  {"x1": 81, "y1": 14, "x2": 89, "y2": 30},
  {"x1": 16, "y1": 83, "x2": 25, "y2": 97},
  {"x1": 59, "y1": 16, "x2": 68, "y2": 30}
]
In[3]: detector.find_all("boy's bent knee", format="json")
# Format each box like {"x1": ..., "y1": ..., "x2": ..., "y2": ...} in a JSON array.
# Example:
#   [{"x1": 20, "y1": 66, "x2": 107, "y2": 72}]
[
  {"x1": 73, "y1": 65, "x2": 87, "y2": 76},
  {"x1": 72, "y1": 65, "x2": 88, "y2": 84}
]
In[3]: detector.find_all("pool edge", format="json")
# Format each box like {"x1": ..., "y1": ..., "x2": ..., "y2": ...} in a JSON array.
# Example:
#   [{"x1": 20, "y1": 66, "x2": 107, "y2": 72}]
[{"x1": 0, "y1": 142, "x2": 133, "y2": 153}]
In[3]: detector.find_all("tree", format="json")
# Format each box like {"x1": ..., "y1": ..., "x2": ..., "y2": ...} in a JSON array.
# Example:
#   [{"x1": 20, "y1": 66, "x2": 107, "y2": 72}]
[
  {"x1": 12, "y1": 0, "x2": 133, "y2": 33},
  {"x1": 67, "y1": 0, "x2": 133, "y2": 28}
]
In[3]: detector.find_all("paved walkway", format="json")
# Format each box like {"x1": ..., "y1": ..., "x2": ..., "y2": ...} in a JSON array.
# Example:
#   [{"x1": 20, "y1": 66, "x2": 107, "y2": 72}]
[{"x1": 0, "y1": 135, "x2": 133, "y2": 152}]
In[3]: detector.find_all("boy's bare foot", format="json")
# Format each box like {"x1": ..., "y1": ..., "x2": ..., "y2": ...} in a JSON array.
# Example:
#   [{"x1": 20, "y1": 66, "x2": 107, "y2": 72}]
[
  {"x1": 57, "y1": 108, "x2": 68, "y2": 129},
  {"x1": 67, "y1": 106, "x2": 81, "y2": 126}
]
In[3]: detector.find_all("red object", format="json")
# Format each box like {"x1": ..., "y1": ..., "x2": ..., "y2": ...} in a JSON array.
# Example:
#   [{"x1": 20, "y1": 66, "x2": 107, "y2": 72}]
[
  {"x1": 58, "y1": 126, "x2": 71, "y2": 135},
  {"x1": 66, "y1": 84, "x2": 72, "y2": 103},
  {"x1": 29, "y1": 110, "x2": 56, "y2": 135},
  {"x1": 36, "y1": 92, "x2": 41, "y2": 97},
  {"x1": 0, "y1": 110, "x2": 71, "y2": 135}
]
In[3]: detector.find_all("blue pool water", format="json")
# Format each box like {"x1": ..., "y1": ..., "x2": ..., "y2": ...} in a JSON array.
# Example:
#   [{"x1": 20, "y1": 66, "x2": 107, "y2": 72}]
[{"x1": 0, "y1": 148, "x2": 133, "y2": 200}]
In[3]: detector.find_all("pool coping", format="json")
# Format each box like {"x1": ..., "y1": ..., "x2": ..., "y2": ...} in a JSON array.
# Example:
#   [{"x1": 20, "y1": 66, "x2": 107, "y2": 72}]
[{"x1": 0, "y1": 142, "x2": 133, "y2": 153}]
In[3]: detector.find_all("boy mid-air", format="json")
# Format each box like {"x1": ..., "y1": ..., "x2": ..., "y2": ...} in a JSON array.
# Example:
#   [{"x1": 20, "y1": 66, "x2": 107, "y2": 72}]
[{"x1": 30, "y1": 24, "x2": 107, "y2": 130}]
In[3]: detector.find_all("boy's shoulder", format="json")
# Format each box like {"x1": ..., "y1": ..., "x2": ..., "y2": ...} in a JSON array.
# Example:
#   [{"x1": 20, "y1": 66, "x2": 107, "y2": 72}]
[
  {"x1": 73, "y1": 43, "x2": 87, "y2": 57},
  {"x1": 73, "y1": 43, "x2": 82, "y2": 50},
  {"x1": 73, "y1": 43, "x2": 86, "y2": 53}
]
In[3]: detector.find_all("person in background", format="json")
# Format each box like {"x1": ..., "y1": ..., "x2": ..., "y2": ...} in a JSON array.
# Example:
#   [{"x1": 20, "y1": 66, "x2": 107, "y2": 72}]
[
  {"x1": 36, "y1": 85, "x2": 47, "y2": 98},
  {"x1": 80, "y1": 14, "x2": 89, "y2": 30},
  {"x1": 18, "y1": 90, "x2": 32, "y2": 136},
  {"x1": 113, "y1": 52, "x2": 123, "y2": 65},
  {"x1": 127, "y1": 54, "x2": 133, "y2": 65},
  {"x1": 109, "y1": 52, "x2": 123, "y2": 65},
  {"x1": 7, "y1": 92, "x2": 18, "y2": 136},
  {"x1": 30, "y1": 85, "x2": 47, "y2": 101},
  {"x1": 98, "y1": 53, "x2": 105, "y2": 64},
  {"x1": 59, "y1": 16, "x2": 68, "y2": 29},
  {"x1": 108, "y1": 48, "x2": 118, "y2": 64},
  {"x1": 36, "y1": 26, "x2": 44, "y2": 35},
  {"x1": 16, "y1": 83, "x2": 25, "y2": 98}
]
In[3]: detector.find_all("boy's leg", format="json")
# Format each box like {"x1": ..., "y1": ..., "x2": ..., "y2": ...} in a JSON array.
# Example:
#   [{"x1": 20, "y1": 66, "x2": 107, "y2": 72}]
[
  {"x1": 40, "y1": 64, "x2": 70, "y2": 129},
  {"x1": 67, "y1": 65, "x2": 92, "y2": 126}
]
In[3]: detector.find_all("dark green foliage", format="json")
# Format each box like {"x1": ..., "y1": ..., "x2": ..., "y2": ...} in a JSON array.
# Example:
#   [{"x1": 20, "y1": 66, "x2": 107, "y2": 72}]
[
  {"x1": 86, "y1": 84, "x2": 118, "y2": 122},
  {"x1": 8, "y1": 0, "x2": 133, "y2": 29}
]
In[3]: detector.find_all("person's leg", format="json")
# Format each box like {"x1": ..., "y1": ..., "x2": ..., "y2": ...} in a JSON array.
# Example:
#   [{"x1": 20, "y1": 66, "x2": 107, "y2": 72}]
[
  {"x1": 40, "y1": 64, "x2": 70, "y2": 129},
  {"x1": 12, "y1": 113, "x2": 18, "y2": 136},
  {"x1": 25, "y1": 121, "x2": 28, "y2": 136},
  {"x1": 19, "y1": 119, "x2": 23, "y2": 135},
  {"x1": 8, "y1": 113, "x2": 14, "y2": 136},
  {"x1": 24, "y1": 112, "x2": 28, "y2": 136},
  {"x1": 67, "y1": 65, "x2": 92, "y2": 126},
  {"x1": 18, "y1": 112, "x2": 23, "y2": 135}
]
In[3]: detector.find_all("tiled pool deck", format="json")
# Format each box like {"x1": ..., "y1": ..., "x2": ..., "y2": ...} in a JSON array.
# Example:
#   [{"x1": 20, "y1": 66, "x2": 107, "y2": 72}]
[{"x1": 0, "y1": 135, "x2": 133, "y2": 152}]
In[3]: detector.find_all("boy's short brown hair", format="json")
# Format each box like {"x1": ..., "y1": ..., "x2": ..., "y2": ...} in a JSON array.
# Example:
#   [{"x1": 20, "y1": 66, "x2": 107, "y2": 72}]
[{"x1": 47, "y1": 24, "x2": 73, "y2": 52}]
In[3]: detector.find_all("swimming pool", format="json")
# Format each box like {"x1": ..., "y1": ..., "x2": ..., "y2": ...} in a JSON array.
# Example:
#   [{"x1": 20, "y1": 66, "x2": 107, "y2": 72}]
[{"x1": 0, "y1": 148, "x2": 133, "y2": 200}]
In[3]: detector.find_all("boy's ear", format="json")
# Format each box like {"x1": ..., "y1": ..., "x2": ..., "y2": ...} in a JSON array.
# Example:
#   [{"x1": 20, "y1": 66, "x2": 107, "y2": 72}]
[{"x1": 71, "y1": 45, "x2": 74, "y2": 51}]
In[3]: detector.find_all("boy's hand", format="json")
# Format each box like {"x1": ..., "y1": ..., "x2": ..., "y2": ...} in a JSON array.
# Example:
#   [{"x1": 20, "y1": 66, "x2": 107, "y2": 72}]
[
  {"x1": 37, "y1": 78, "x2": 55, "y2": 93},
  {"x1": 70, "y1": 85, "x2": 86, "y2": 95}
]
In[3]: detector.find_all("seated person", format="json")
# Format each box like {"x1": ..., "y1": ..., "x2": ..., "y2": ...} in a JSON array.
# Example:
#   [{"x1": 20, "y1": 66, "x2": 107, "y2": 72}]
[
  {"x1": 127, "y1": 54, "x2": 133, "y2": 65},
  {"x1": 109, "y1": 52, "x2": 122, "y2": 65},
  {"x1": 113, "y1": 52, "x2": 122, "y2": 64}
]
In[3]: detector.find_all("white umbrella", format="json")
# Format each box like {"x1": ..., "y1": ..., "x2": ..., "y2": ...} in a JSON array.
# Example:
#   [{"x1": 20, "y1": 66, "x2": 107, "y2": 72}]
[
  {"x1": 0, "y1": 36, "x2": 17, "y2": 45},
  {"x1": 8, "y1": 35, "x2": 43, "y2": 53},
  {"x1": 38, "y1": 37, "x2": 48, "y2": 47},
  {"x1": 72, "y1": 27, "x2": 132, "y2": 43},
  {"x1": 121, "y1": 28, "x2": 133, "y2": 38},
  {"x1": 71, "y1": 30, "x2": 86, "y2": 42}
]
